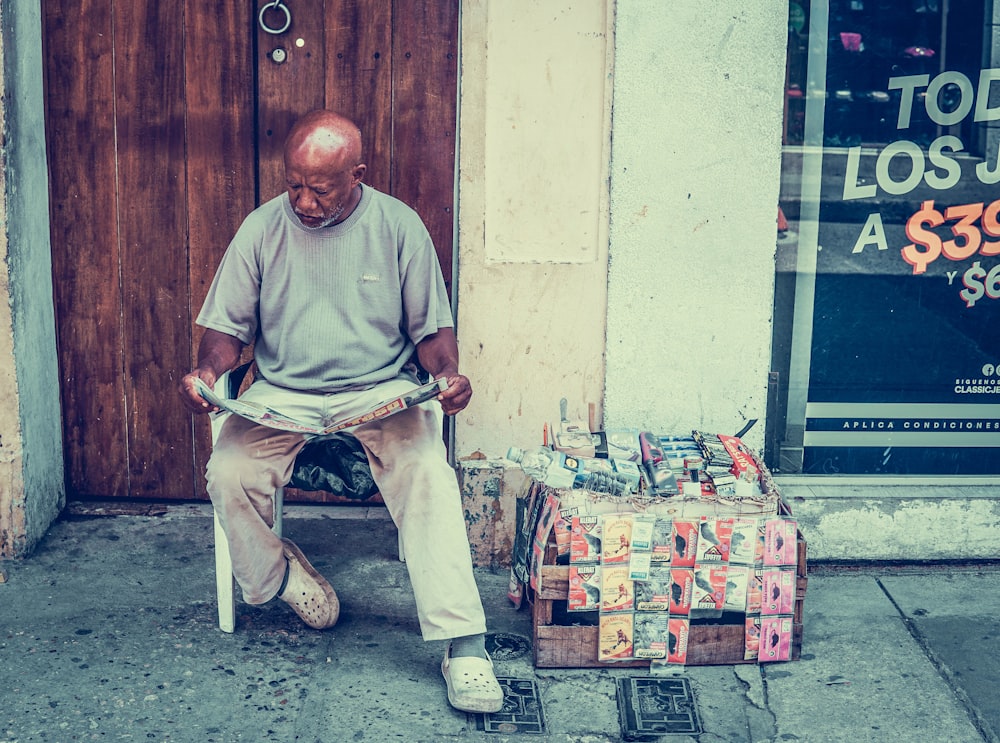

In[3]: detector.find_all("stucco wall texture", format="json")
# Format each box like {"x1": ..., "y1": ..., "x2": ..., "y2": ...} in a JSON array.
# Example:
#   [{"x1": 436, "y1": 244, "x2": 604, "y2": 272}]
[
  {"x1": 604, "y1": 2, "x2": 788, "y2": 450},
  {"x1": 0, "y1": 2, "x2": 66, "y2": 557}
]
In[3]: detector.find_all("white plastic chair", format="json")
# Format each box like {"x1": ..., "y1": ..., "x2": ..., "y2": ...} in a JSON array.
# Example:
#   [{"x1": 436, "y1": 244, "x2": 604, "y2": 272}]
[{"x1": 210, "y1": 364, "x2": 402, "y2": 633}]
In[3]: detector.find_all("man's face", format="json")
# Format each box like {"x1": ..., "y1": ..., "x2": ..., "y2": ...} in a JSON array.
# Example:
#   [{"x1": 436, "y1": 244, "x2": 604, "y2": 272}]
[{"x1": 284, "y1": 152, "x2": 363, "y2": 229}]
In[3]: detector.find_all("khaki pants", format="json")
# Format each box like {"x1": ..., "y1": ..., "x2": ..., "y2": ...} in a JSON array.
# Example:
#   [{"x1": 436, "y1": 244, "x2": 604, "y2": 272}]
[{"x1": 206, "y1": 375, "x2": 488, "y2": 642}]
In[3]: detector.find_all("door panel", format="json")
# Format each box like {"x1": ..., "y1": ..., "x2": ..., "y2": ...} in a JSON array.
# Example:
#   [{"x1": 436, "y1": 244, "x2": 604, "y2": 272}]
[
  {"x1": 114, "y1": 3, "x2": 192, "y2": 498},
  {"x1": 184, "y1": 5, "x2": 258, "y2": 485},
  {"x1": 43, "y1": 0, "x2": 457, "y2": 501},
  {"x1": 390, "y1": 0, "x2": 459, "y2": 289},
  {"x1": 44, "y1": 0, "x2": 128, "y2": 497}
]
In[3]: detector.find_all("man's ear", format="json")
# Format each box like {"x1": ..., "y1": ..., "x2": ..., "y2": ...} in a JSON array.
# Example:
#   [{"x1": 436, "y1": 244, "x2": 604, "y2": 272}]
[{"x1": 351, "y1": 163, "x2": 367, "y2": 184}]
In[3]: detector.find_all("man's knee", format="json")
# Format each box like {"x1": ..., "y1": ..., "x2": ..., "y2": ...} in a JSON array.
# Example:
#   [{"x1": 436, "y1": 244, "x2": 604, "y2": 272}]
[{"x1": 206, "y1": 440, "x2": 247, "y2": 487}]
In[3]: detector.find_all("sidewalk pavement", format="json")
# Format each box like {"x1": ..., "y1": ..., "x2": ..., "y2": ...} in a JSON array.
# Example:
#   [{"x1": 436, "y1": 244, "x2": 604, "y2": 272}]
[{"x1": 1, "y1": 504, "x2": 998, "y2": 743}]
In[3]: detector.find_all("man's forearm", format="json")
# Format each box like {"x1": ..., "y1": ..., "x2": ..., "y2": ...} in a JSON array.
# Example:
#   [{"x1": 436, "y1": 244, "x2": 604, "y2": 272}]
[
  {"x1": 416, "y1": 328, "x2": 460, "y2": 378},
  {"x1": 197, "y1": 329, "x2": 245, "y2": 380}
]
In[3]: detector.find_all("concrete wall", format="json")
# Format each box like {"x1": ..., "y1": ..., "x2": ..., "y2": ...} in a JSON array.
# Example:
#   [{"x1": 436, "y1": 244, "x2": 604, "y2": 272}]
[
  {"x1": 603, "y1": 2, "x2": 788, "y2": 449},
  {"x1": 0, "y1": 2, "x2": 66, "y2": 557},
  {"x1": 455, "y1": 1, "x2": 788, "y2": 459},
  {"x1": 456, "y1": 0, "x2": 615, "y2": 457}
]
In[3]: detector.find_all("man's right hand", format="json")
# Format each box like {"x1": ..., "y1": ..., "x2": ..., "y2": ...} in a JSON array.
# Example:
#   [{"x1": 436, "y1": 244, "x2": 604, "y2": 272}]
[
  {"x1": 178, "y1": 368, "x2": 220, "y2": 414},
  {"x1": 178, "y1": 329, "x2": 246, "y2": 414}
]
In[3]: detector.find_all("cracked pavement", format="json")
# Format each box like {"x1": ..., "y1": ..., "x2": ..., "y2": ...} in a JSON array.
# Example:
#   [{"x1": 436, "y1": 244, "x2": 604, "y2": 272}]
[{"x1": 2, "y1": 508, "x2": 999, "y2": 742}]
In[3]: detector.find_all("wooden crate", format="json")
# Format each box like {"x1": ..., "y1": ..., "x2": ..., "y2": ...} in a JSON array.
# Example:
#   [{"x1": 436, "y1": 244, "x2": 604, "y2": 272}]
[{"x1": 531, "y1": 531, "x2": 807, "y2": 668}]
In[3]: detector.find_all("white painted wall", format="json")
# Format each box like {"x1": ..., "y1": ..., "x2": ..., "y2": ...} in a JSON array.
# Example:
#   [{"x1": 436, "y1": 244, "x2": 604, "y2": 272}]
[
  {"x1": 456, "y1": 0, "x2": 614, "y2": 457},
  {"x1": 456, "y1": 1, "x2": 789, "y2": 458},
  {"x1": 603, "y1": 2, "x2": 789, "y2": 450}
]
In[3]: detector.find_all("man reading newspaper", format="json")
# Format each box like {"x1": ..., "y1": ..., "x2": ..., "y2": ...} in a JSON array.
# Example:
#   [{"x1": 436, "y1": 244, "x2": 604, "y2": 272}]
[{"x1": 178, "y1": 110, "x2": 503, "y2": 714}]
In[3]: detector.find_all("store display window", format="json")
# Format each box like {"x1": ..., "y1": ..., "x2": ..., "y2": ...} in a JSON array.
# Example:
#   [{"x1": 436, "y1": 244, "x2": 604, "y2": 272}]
[{"x1": 771, "y1": 0, "x2": 1000, "y2": 474}]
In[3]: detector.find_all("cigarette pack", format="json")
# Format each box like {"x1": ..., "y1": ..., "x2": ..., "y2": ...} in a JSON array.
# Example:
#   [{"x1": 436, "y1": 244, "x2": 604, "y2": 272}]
[
  {"x1": 568, "y1": 564, "x2": 602, "y2": 612},
  {"x1": 666, "y1": 617, "x2": 690, "y2": 664},
  {"x1": 728, "y1": 519, "x2": 759, "y2": 565},
  {"x1": 764, "y1": 519, "x2": 798, "y2": 566},
  {"x1": 695, "y1": 518, "x2": 733, "y2": 563},
  {"x1": 601, "y1": 564, "x2": 634, "y2": 612},
  {"x1": 724, "y1": 565, "x2": 750, "y2": 612},
  {"x1": 570, "y1": 516, "x2": 601, "y2": 564},
  {"x1": 744, "y1": 614, "x2": 762, "y2": 660},
  {"x1": 761, "y1": 567, "x2": 796, "y2": 615},
  {"x1": 600, "y1": 514, "x2": 633, "y2": 564},
  {"x1": 710, "y1": 473, "x2": 738, "y2": 496},
  {"x1": 633, "y1": 612, "x2": 670, "y2": 659},
  {"x1": 667, "y1": 568, "x2": 694, "y2": 615},
  {"x1": 670, "y1": 520, "x2": 699, "y2": 567},
  {"x1": 598, "y1": 611, "x2": 635, "y2": 661},
  {"x1": 635, "y1": 566, "x2": 673, "y2": 611},
  {"x1": 649, "y1": 518, "x2": 674, "y2": 564},
  {"x1": 759, "y1": 615, "x2": 793, "y2": 662},
  {"x1": 691, "y1": 564, "x2": 728, "y2": 618}
]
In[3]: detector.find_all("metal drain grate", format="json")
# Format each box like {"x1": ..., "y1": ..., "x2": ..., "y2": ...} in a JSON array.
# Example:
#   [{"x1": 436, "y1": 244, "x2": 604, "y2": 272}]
[
  {"x1": 474, "y1": 677, "x2": 545, "y2": 735},
  {"x1": 616, "y1": 676, "x2": 702, "y2": 739},
  {"x1": 484, "y1": 632, "x2": 532, "y2": 661}
]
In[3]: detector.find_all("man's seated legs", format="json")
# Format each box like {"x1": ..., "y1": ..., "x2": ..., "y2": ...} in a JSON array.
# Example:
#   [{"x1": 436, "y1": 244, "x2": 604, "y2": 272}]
[
  {"x1": 209, "y1": 376, "x2": 502, "y2": 711},
  {"x1": 207, "y1": 412, "x2": 337, "y2": 628},
  {"x1": 353, "y1": 393, "x2": 503, "y2": 712}
]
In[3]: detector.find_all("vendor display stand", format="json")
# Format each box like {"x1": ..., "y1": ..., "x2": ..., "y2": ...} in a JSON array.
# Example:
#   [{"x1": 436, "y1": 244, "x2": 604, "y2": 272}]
[
  {"x1": 531, "y1": 516, "x2": 806, "y2": 668},
  {"x1": 510, "y1": 450, "x2": 807, "y2": 669}
]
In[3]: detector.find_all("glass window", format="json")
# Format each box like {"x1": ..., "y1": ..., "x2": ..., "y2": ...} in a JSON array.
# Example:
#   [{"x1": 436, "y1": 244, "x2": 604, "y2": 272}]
[{"x1": 771, "y1": 0, "x2": 1000, "y2": 475}]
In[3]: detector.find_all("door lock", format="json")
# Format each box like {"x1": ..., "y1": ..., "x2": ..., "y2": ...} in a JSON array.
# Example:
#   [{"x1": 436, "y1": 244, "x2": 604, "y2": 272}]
[{"x1": 271, "y1": 47, "x2": 287, "y2": 64}]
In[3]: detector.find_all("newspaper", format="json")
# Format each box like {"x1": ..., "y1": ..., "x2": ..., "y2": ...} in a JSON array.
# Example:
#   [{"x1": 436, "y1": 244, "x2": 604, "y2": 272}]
[{"x1": 194, "y1": 376, "x2": 448, "y2": 435}]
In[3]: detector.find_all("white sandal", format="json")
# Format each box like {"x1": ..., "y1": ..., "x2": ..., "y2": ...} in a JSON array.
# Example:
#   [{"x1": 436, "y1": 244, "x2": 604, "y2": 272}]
[{"x1": 441, "y1": 645, "x2": 505, "y2": 713}]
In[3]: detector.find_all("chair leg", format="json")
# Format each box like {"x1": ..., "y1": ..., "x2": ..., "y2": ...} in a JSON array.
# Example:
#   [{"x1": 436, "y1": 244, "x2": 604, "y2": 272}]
[
  {"x1": 273, "y1": 486, "x2": 284, "y2": 537},
  {"x1": 214, "y1": 487, "x2": 284, "y2": 634},
  {"x1": 214, "y1": 509, "x2": 236, "y2": 633}
]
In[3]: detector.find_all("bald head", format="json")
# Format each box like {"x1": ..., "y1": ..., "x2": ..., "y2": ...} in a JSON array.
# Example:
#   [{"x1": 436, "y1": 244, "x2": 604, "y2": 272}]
[
  {"x1": 284, "y1": 110, "x2": 363, "y2": 167},
  {"x1": 283, "y1": 110, "x2": 367, "y2": 228}
]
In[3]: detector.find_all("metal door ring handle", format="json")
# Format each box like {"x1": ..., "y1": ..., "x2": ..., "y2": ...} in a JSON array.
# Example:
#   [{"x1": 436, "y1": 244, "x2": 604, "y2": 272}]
[{"x1": 259, "y1": 1, "x2": 291, "y2": 35}]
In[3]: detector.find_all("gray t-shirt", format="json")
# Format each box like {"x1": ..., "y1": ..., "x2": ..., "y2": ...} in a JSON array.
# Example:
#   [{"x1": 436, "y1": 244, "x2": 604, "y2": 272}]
[{"x1": 197, "y1": 185, "x2": 453, "y2": 392}]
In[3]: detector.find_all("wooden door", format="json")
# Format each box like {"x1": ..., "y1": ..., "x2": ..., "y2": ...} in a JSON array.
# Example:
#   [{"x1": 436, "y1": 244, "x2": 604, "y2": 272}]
[{"x1": 42, "y1": 1, "x2": 458, "y2": 501}]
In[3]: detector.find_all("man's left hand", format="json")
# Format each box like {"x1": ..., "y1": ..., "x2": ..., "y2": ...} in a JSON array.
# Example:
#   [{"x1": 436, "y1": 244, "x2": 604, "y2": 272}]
[{"x1": 437, "y1": 373, "x2": 472, "y2": 416}]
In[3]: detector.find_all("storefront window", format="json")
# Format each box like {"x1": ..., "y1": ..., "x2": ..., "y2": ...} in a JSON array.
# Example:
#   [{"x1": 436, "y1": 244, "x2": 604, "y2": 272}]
[{"x1": 771, "y1": 0, "x2": 1000, "y2": 474}]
